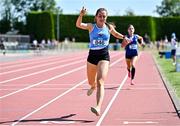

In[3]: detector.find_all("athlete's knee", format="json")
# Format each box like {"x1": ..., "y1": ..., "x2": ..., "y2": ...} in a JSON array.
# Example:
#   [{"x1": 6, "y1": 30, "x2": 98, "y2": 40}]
[
  {"x1": 131, "y1": 63, "x2": 136, "y2": 68},
  {"x1": 132, "y1": 65, "x2": 135, "y2": 70},
  {"x1": 96, "y1": 78, "x2": 105, "y2": 87},
  {"x1": 88, "y1": 80, "x2": 96, "y2": 87}
]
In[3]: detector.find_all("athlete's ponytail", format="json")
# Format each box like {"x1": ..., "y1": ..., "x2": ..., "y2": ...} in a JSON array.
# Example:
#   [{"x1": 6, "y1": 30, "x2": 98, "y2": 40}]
[{"x1": 105, "y1": 22, "x2": 111, "y2": 30}]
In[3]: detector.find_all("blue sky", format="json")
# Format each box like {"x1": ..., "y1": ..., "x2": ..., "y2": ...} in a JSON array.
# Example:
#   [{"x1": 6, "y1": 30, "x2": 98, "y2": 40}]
[{"x1": 56, "y1": 0, "x2": 162, "y2": 16}]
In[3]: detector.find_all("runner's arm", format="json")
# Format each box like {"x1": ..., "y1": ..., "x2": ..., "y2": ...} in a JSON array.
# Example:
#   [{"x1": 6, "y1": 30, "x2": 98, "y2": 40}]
[
  {"x1": 76, "y1": 7, "x2": 92, "y2": 31},
  {"x1": 137, "y1": 35, "x2": 145, "y2": 47},
  {"x1": 110, "y1": 25, "x2": 125, "y2": 39}
]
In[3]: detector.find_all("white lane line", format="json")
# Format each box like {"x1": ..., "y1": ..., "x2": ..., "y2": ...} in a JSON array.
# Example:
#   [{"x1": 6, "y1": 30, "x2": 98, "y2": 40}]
[
  {"x1": 0, "y1": 56, "x2": 83, "y2": 75},
  {"x1": 0, "y1": 55, "x2": 64, "y2": 69},
  {"x1": 110, "y1": 57, "x2": 123, "y2": 66},
  {"x1": 1, "y1": 55, "x2": 83, "y2": 70},
  {"x1": 0, "y1": 53, "x2": 121, "y2": 99},
  {"x1": 1, "y1": 83, "x2": 125, "y2": 87},
  {"x1": 11, "y1": 56, "x2": 124, "y2": 126},
  {"x1": 0, "y1": 59, "x2": 84, "y2": 84},
  {"x1": 123, "y1": 121, "x2": 158, "y2": 125},
  {"x1": 0, "y1": 55, "x2": 61, "y2": 66},
  {"x1": 96, "y1": 74, "x2": 128, "y2": 126},
  {"x1": 0, "y1": 65, "x2": 85, "y2": 99},
  {"x1": 96, "y1": 53, "x2": 143, "y2": 126},
  {"x1": 0, "y1": 87, "x2": 85, "y2": 90},
  {"x1": 10, "y1": 79, "x2": 88, "y2": 126},
  {"x1": 1, "y1": 52, "x2": 120, "y2": 72},
  {"x1": 0, "y1": 87, "x2": 166, "y2": 91},
  {"x1": 0, "y1": 53, "x2": 121, "y2": 84}
]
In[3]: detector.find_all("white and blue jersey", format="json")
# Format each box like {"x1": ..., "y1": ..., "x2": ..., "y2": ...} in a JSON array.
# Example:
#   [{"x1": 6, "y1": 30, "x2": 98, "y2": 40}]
[
  {"x1": 89, "y1": 24, "x2": 110, "y2": 50},
  {"x1": 87, "y1": 24, "x2": 110, "y2": 65},
  {"x1": 125, "y1": 34, "x2": 139, "y2": 59}
]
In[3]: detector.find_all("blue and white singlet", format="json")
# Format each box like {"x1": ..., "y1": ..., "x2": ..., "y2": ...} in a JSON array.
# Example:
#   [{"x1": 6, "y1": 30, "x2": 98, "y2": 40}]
[
  {"x1": 125, "y1": 34, "x2": 139, "y2": 58},
  {"x1": 89, "y1": 24, "x2": 110, "y2": 50}
]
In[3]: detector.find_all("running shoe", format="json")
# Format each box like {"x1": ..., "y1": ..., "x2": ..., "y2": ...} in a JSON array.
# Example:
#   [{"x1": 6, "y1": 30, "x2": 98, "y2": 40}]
[
  {"x1": 131, "y1": 79, "x2": 135, "y2": 85},
  {"x1": 91, "y1": 107, "x2": 100, "y2": 116},
  {"x1": 87, "y1": 87, "x2": 95, "y2": 96}
]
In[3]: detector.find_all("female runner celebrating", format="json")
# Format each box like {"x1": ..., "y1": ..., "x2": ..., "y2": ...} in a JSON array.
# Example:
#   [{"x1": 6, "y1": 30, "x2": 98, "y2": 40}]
[{"x1": 76, "y1": 7, "x2": 129, "y2": 116}]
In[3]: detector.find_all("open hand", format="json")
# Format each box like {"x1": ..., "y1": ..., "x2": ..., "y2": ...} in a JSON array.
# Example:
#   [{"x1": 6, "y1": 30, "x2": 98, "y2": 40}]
[{"x1": 80, "y1": 7, "x2": 87, "y2": 16}]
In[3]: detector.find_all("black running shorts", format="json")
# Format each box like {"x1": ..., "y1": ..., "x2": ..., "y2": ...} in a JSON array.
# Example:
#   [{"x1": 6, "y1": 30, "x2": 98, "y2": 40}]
[{"x1": 87, "y1": 47, "x2": 110, "y2": 65}]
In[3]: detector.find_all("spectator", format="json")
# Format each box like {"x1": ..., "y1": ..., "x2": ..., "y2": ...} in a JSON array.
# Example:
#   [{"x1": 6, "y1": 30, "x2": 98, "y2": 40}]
[
  {"x1": 171, "y1": 33, "x2": 177, "y2": 65},
  {"x1": 0, "y1": 38, "x2": 6, "y2": 55}
]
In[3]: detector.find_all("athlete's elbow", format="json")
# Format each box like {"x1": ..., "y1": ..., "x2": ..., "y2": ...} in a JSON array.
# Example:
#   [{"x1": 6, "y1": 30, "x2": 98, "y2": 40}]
[
  {"x1": 76, "y1": 23, "x2": 84, "y2": 29},
  {"x1": 76, "y1": 22, "x2": 80, "y2": 28}
]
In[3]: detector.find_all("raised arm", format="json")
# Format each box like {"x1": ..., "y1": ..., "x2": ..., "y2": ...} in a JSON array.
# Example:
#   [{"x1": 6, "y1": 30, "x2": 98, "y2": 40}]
[{"x1": 76, "y1": 7, "x2": 92, "y2": 31}]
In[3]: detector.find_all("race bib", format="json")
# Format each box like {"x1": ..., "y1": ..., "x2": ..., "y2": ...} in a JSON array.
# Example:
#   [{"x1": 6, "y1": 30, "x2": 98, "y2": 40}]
[
  {"x1": 129, "y1": 44, "x2": 137, "y2": 49},
  {"x1": 93, "y1": 39, "x2": 106, "y2": 46}
]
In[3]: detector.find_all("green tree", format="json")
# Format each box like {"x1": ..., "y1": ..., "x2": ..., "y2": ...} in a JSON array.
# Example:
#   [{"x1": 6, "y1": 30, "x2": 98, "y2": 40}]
[
  {"x1": 0, "y1": 0, "x2": 14, "y2": 21},
  {"x1": 0, "y1": 0, "x2": 61, "y2": 33},
  {"x1": 124, "y1": 8, "x2": 135, "y2": 16},
  {"x1": 156, "y1": 0, "x2": 180, "y2": 17},
  {"x1": 0, "y1": 0, "x2": 15, "y2": 32},
  {"x1": 0, "y1": 0, "x2": 59, "y2": 22},
  {"x1": 11, "y1": 0, "x2": 57, "y2": 20}
]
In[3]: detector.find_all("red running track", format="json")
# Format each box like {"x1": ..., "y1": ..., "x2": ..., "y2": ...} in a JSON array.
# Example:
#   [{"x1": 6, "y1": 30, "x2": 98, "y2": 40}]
[{"x1": 0, "y1": 51, "x2": 180, "y2": 126}]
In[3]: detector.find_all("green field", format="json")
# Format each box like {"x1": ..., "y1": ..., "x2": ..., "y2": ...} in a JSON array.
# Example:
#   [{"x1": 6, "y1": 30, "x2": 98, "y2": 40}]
[{"x1": 154, "y1": 51, "x2": 180, "y2": 98}]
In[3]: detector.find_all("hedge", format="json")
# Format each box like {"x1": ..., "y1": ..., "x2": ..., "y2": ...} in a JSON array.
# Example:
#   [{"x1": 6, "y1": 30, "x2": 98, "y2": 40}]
[
  {"x1": 53, "y1": 15, "x2": 154, "y2": 42},
  {"x1": 24, "y1": 12, "x2": 180, "y2": 42},
  {"x1": 27, "y1": 11, "x2": 55, "y2": 42},
  {"x1": 107, "y1": 16, "x2": 154, "y2": 42},
  {"x1": 53, "y1": 14, "x2": 94, "y2": 42},
  {"x1": 154, "y1": 17, "x2": 180, "y2": 41},
  {"x1": 54, "y1": 15, "x2": 179, "y2": 42}
]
